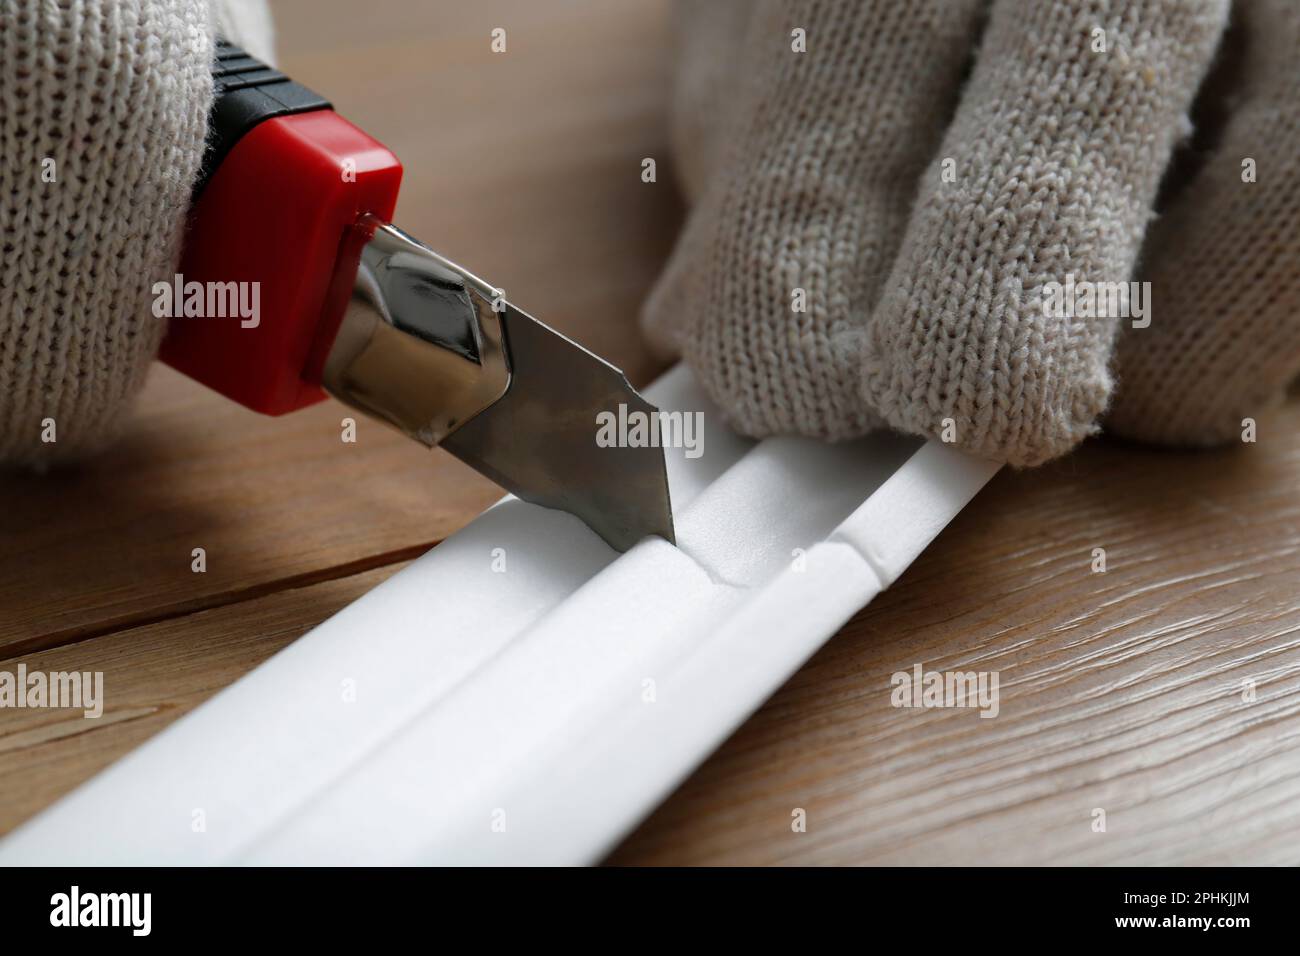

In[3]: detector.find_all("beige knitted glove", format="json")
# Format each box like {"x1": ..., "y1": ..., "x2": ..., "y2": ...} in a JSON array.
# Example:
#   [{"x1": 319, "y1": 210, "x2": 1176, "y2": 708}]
[
  {"x1": 645, "y1": 0, "x2": 1300, "y2": 465},
  {"x1": 0, "y1": 0, "x2": 272, "y2": 466}
]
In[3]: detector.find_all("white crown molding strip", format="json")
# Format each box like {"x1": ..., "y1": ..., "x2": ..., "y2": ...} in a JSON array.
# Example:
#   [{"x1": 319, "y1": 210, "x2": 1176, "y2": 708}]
[
  {"x1": 0, "y1": 366, "x2": 745, "y2": 865},
  {"x1": 0, "y1": 366, "x2": 998, "y2": 865},
  {"x1": 426, "y1": 443, "x2": 1000, "y2": 865}
]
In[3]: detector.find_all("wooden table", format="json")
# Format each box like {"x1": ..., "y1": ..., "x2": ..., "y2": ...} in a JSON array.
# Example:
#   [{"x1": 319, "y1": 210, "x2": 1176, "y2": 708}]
[{"x1": 3, "y1": 0, "x2": 1298, "y2": 866}]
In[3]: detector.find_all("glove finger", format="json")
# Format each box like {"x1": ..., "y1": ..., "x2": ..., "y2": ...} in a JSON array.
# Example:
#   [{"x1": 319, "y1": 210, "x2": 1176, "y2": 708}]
[
  {"x1": 865, "y1": 0, "x2": 1229, "y2": 465},
  {"x1": 642, "y1": 0, "x2": 987, "y2": 441},
  {"x1": 0, "y1": 0, "x2": 215, "y2": 466},
  {"x1": 1109, "y1": 0, "x2": 1300, "y2": 445}
]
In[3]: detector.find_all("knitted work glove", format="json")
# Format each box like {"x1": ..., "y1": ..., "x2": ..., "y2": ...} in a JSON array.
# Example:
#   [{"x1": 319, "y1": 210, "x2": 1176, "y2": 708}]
[
  {"x1": 0, "y1": 0, "x2": 273, "y2": 466},
  {"x1": 644, "y1": 0, "x2": 1300, "y2": 465}
]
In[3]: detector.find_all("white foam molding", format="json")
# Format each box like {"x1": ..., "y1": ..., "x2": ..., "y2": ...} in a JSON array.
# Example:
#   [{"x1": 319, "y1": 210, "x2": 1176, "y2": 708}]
[
  {"x1": 0, "y1": 366, "x2": 999, "y2": 865},
  {"x1": 830, "y1": 440, "x2": 1001, "y2": 585},
  {"x1": 384, "y1": 539, "x2": 882, "y2": 866}
]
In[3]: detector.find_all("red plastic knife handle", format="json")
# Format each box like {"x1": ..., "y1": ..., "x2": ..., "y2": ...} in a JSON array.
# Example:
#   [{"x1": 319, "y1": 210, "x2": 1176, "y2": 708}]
[{"x1": 159, "y1": 40, "x2": 403, "y2": 415}]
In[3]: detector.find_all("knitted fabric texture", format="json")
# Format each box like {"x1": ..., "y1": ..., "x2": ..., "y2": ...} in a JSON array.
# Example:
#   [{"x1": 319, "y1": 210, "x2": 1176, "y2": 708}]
[
  {"x1": 0, "y1": 0, "x2": 267, "y2": 466},
  {"x1": 1108, "y1": 0, "x2": 1300, "y2": 445},
  {"x1": 645, "y1": 0, "x2": 1299, "y2": 465}
]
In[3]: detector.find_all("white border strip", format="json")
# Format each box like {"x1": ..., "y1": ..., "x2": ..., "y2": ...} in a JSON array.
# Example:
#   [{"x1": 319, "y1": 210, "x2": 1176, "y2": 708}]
[{"x1": 0, "y1": 367, "x2": 998, "y2": 865}]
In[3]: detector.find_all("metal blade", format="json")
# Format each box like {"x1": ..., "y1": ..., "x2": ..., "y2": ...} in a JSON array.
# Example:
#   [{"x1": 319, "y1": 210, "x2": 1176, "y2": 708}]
[
  {"x1": 322, "y1": 219, "x2": 674, "y2": 552},
  {"x1": 442, "y1": 303, "x2": 675, "y2": 551}
]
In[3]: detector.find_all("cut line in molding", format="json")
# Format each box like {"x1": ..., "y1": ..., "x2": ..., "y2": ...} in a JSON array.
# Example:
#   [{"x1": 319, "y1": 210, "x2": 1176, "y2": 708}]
[{"x1": 0, "y1": 365, "x2": 1001, "y2": 865}]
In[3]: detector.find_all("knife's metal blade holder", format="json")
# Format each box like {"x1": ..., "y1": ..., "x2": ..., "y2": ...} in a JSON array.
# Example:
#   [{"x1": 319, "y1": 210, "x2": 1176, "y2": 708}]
[
  {"x1": 322, "y1": 217, "x2": 675, "y2": 551},
  {"x1": 322, "y1": 217, "x2": 511, "y2": 447}
]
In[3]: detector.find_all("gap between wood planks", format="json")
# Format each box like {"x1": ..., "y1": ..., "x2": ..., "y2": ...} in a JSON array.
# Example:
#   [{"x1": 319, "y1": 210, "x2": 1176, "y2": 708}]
[{"x1": 0, "y1": 540, "x2": 439, "y2": 663}]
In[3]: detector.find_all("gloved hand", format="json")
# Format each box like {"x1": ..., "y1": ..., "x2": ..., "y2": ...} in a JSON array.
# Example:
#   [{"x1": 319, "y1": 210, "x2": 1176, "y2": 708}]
[
  {"x1": 0, "y1": 0, "x2": 272, "y2": 466},
  {"x1": 644, "y1": 0, "x2": 1300, "y2": 465}
]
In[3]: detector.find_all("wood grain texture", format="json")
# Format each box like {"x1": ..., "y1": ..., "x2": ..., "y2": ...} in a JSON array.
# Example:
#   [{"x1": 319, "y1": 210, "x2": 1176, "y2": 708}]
[
  {"x1": 0, "y1": 367, "x2": 495, "y2": 653},
  {"x1": 609, "y1": 401, "x2": 1300, "y2": 865},
  {"x1": 0, "y1": 564, "x2": 402, "y2": 835}
]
